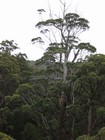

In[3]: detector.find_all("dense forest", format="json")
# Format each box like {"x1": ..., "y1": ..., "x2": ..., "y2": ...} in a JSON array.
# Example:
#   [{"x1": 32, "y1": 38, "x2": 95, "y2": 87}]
[{"x1": 1, "y1": 1, "x2": 105, "y2": 140}]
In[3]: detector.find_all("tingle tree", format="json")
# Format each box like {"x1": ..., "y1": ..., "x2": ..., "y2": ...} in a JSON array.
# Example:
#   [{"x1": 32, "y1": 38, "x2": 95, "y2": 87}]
[
  {"x1": 32, "y1": 1, "x2": 96, "y2": 139},
  {"x1": 32, "y1": 1, "x2": 96, "y2": 83}
]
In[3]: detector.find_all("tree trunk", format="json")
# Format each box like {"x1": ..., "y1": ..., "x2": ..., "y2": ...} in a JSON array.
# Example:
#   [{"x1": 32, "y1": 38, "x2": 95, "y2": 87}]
[
  {"x1": 71, "y1": 117, "x2": 75, "y2": 140},
  {"x1": 60, "y1": 53, "x2": 62, "y2": 63},
  {"x1": 59, "y1": 54, "x2": 68, "y2": 139},
  {"x1": 63, "y1": 63, "x2": 67, "y2": 82},
  {"x1": 87, "y1": 100, "x2": 92, "y2": 135},
  {"x1": 59, "y1": 107, "x2": 65, "y2": 140},
  {"x1": 63, "y1": 54, "x2": 68, "y2": 83},
  {"x1": 71, "y1": 87, "x2": 75, "y2": 140},
  {"x1": 59, "y1": 93, "x2": 66, "y2": 140}
]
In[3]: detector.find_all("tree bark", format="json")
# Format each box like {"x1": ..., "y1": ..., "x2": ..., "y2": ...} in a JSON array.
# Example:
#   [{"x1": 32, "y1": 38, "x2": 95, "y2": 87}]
[
  {"x1": 71, "y1": 117, "x2": 75, "y2": 140},
  {"x1": 87, "y1": 99, "x2": 92, "y2": 135},
  {"x1": 63, "y1": 63, "x2": 67, "y2": 82},
  {"x1": 63, "y1": 54, "x2": 68, "y2": 83},
  {"x1": 59, "y1": 93, "x2": 66, "y2": 140},
  {"x1": 59, "y1": 107, "x2": 65, "y2": 140}
]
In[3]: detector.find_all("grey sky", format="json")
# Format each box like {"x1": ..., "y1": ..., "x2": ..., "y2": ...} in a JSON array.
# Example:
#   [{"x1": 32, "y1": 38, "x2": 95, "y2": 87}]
[{"x1": 0, "y1": 0, "x2": 105, "y2": 60}]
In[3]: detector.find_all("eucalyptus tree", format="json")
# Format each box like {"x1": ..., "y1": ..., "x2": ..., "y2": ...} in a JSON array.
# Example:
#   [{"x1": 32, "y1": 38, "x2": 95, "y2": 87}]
[
  {"x1": 32, "y1": 0, "x2": 96, "y2": 83},
  {"x1": 76, "y1": 54, "x2": 105, "y2": 136},
  {"x1": 0, "y1": 40, "x2": 20, "y2": 106},
  {"x1": 0, "y1": 40, "x2": 18, "y2": 54},
  {"x1": 0, "y1": 40, "x2": 32, "y2": 106},
  {"x1": 32, "y1": 1, "x2": 96, "y2": 139}
]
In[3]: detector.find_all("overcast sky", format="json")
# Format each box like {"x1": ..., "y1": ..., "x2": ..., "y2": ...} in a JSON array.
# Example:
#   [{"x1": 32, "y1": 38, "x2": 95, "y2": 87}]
[{"x1": 0, "y1": 0, "x2": 105, "y2": 60}]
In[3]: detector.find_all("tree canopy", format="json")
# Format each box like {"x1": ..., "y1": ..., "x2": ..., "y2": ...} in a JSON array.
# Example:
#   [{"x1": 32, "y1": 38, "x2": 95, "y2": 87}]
[{"x1": 0, "y1": 1, "x2": 105, "y2": 140}]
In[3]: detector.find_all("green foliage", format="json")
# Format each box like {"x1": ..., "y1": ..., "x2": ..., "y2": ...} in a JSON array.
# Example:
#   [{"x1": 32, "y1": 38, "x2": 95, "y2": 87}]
[
  {"x1": 5, "y1": 94, "x2": 22, "y2": 109},
  {"x1": 0, "y1": 40, "x2": 18, "y2": 54},
  {"x1": 16, "y1": 83, "x2": 34, "y2": 95},
  {"x1": 76, "y1": 135, "x2": 96, "y2": 140},
  {"x1": 21, "y1": 123, "x2": 40, "y2": 140},
  {"x1": 97, "y1": 107, "x2": 105, "y2": 118},
  {"x1": 0, "y1": 131, "x2": 14, "y2": 140},
  {"x1": 1, "y1": 51, "x2": 105, "y2": 140},
  {"x1": 1, "y1": 1, "x2": 105, "y2": 140},
  {"x1": 76, "y1": 135, "x2": 92, "y2": 140},
  {"x1": 32, "y1": 5, "x2": 96, "y2": 66},
  {"x1": 96, "y1": 127, "x2": 105, "y2": 140},
  {"x1": 76, "y1": 127, "x2": 105, "y2": 140},
  {"x1": 78, "y1": 43, "x2": 96, "y2": 53}
]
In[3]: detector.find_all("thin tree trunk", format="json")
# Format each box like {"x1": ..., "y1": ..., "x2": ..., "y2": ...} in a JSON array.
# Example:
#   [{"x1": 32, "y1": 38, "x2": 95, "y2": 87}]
[
  {"x1": 71, "y1": 87, "x2": 75, "y2": 140},
  {"x1": 60, "y1": 53, "x2": 62, "y2": 63},
  {"x1": 59, "y1": 93, "x2": 66, "y2": 140},
  {"x1": 63, "y1": 54, "x2": 68, "y2": 83},
  {"x1": 59, "y1": 54, "x2": 68, "y2": 140},
  {"x1": 71, "y1": 117, "x2": 75, "y2": 140},
  {"x1": 63, "y1": 63, "x2": 67, "y2": 82},
  {"x1": 87, "y1": 100, "x2": 92, "y2": 135},
  {"x1": 59, "y1": 107, "x2": 65, "y2": 140}
]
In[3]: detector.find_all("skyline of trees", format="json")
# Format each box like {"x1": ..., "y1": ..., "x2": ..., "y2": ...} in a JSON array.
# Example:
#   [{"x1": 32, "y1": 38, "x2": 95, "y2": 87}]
[{"x1": 0, "y1": 1, "x2": 105, "y2": 140}]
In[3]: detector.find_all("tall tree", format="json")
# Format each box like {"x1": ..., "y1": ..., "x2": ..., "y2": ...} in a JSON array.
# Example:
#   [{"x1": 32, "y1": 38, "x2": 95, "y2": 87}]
[
  {"x1": 0, "y1": 40, "x2": 20, "y2": 106},
  {"x1": 76, "y1": 54, "x2": 105, "y2": 136},
  {"x1": 32, "y1": 1, "x2": 96, "y2": 139},
  {"x1": 32, "y1": 1, "x2": 96, "y2": 82}
]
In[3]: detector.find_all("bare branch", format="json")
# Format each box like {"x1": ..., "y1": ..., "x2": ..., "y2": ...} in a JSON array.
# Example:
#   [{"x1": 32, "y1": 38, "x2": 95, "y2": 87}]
[{"x1": 48, "y1": 0, "x2": 53, "y2": 18}]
